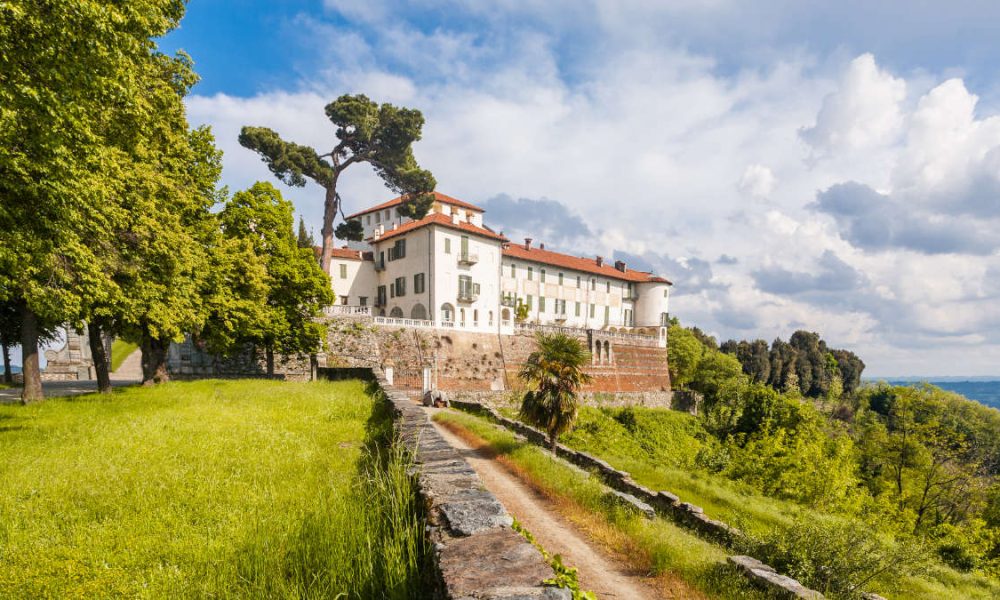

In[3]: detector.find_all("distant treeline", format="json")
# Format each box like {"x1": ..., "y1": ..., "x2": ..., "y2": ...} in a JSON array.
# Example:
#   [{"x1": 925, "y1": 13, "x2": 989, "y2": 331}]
[{"x1": 714, "y1": 331, "x2": 866, "y2": 398}]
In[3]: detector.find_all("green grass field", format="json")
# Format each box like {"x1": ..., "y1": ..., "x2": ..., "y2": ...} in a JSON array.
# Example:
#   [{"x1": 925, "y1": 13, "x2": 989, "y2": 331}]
[{"x1": 0, "y1": 379, "x2": 429, "y2": 599}]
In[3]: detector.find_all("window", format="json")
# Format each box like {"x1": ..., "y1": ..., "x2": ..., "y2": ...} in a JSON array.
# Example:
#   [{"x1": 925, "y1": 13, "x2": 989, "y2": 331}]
[
  {"x1": 375, "y1": 211, "x2": 381, "y2": 224},
  {"x1": 575, "y1": 302, "x2": 581, "y2": 317},
  {"x1": 576, "y1": 276, "x2": 581, "y2": 288},
  {"x1": 389, "y1": 283, "x2": 395, "y2": 298},
  {"x1": 591, "y1": 278, "x2": 596, "y2": 290},
  {"x1": 604, "y1": 306, "x2": 610, "y2": 325},
  {"x1": 388, "y1": 239, "x2": 406, "y2": 260},
  {"x1": 606, "y1": 281, "x2": 611, "y2": 293},
  {"x1": 366, "y1": 215, "x2": 371, "y2": 225},
  {"x1": 660, "y1": 312, "x2": 669, "y2": 326},
  {"x1": 394, "y1": 276, "x2": 406, "y2": 297},
  {"x1": 414, "y1": 273, "x2": 425, "y2": 294},
  {"x1": 664, "y1": 289, "x2": 669, "y2": 298},
  {"x1": 510, "y1": 263, "x2": 516, "y2": 278},
  {"x1": 540, "y1": 269, "x2": 546, "y2": 283},
  {"x1": 339, "y1": 264, "x2": 348, "y2": 279},
  {"x1": 461, "y1": 235, "x2": 469, "y2": 258},
  {"x1": 624, "y1": 309, "x2": 633, "y2": 326},
  {"x1": 526, "y1": 295, "x2": 533, "y2": 310},
  {"x1": 539, "y1": 297, "x2": 546, "y2": 312},
  {"x1": 359, "y1": 296, "x2": 368, "y2": 306},
  {"x1": 589, "y1": 303, "x2": 595, "y2": 318},
  {"x1": 341, "y1": 296, "x2": 348, "y2": 305},
  {"x1": 558, "y1": 273, "x2": 564, "y2": 286},
  {"x1": 528, "y1": 267, "x2": 533, "y2": 280},
  {"x1": 444, "y1": 238, "x2": 451, "y2": 254},
  {"x1": 377, "y1": 286, "x2": 387, "y2": 306},
  {"x1": 555, "y1": 299, "x2": 566, "y2": 314},
  {"x1": 384, "y1": 209, "x2": 390, "y2": 221}
]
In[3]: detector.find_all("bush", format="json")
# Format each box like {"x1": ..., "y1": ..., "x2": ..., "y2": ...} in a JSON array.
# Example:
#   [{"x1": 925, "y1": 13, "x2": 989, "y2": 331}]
[{"x1": 734, "y1": 515, "x2": 929, "y2": 598}]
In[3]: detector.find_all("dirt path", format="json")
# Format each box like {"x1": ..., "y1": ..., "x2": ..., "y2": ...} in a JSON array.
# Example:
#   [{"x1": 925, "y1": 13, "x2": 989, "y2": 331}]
[{"x1": 427, "y1": 408, "x2": 665, "y2": 600}]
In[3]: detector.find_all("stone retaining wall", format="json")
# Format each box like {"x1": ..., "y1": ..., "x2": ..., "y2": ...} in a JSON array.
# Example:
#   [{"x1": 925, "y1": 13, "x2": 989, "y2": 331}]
[
  {"x1": 449, "y1": 399, "x2": 834, "y2": 600},
  {"x1": 375, "y1": 373, "x2": 568, "y2": 599}
]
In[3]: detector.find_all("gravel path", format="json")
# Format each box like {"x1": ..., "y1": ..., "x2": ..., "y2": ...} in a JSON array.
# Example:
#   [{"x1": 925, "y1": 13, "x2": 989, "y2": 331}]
[{"x1": 429, "y1": 409, "x2": 666, "y2": 600}]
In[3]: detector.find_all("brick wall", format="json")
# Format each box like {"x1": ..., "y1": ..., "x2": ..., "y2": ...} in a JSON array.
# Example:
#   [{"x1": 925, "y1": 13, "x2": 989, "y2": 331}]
[{"x1": 323, "y1": 316, "x2": 672, "y2": 406}]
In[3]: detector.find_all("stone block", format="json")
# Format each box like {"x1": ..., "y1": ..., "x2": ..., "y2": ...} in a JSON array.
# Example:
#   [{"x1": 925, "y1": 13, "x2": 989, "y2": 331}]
[
  {"x1": 728, "y1": 555, "x2": 824, "y2": 599},
  {"x1": 605, "y1": 489, "x2": 656, "y2": 519},
  {"x1": 438, "y1": 528, "x2": 555, "y2": 598}
]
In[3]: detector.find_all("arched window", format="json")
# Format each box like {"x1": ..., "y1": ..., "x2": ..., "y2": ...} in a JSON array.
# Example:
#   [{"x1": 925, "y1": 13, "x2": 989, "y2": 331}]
[
  {"x1": 501, "y1": 308, "x2": 511, "y2": 322},
  {"x1": 604, "y1": 341, "x2": 612, "y2": 364},
  {"x1": 594, "y1": 341, "x2": 602, "y2": 364},
  {"x1": 411, "y1": 303, "x2": 428, "y2": 320},
  {"x1": 389, "y1": 307, "x2": 404, "y2": 318},
  {"x1": 440, "y1": 303, "x2": 455, "y2": 323}
]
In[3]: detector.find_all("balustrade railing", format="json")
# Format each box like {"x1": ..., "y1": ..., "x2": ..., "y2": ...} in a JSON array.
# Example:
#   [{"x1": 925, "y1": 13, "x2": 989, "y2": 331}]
[{"x1": 323, "y1": 305, "x2": 372, "y2": 316}]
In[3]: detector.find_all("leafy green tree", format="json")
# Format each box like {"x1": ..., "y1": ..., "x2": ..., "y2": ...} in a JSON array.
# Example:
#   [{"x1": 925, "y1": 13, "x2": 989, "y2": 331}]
[
  {"x1": 0, "y1": 299, "x2": 18, "y2": 384},
  {"x1": 239, "y1": 94, "x2": 437, "y2": 272},
  {"x1": 296, "y1": 217, "x2": 316, "y2": 250},
  {"x1": 519, "y1": 333, "x2": 592, "y2": 451},
  {"x1": 690, "y1": 351, "x2": 745, "y2": 405},
  {"x1": 0, "y1": 0, "x2": 188, "y2": 400},
  {"x1": 831, "y1": 348, "x2": 866, "y2": 395},
  {"x1": 214, "y1": 182, "x2": 334, "y2": 375},
  {"x1": 667, "y1": 324, "x2": 704, "y2": 389}
]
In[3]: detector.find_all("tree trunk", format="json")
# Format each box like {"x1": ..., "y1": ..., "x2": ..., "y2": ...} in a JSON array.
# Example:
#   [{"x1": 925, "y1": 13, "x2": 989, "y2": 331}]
[
  {"x1": 319, "y1": 184, "x2": 340, "y2": 274},
  {"x1": 549, "y1": 431, "x2": 558, "y2": 453},
  {"x1": 265, "y1": 345, "x2": 275, "y2": 378},
  {"x1": 19, "y1": 304, "x2": 43, "y2": 403},
  {"x1": 1, "y1": 331, "x2": 11, "y2": 385},
  {"x1": 140, "y1": 334, "x2": 170, "y2": 385},
  {"x1": 88, "y1": 321, "x2": 112, "y2": 393}
]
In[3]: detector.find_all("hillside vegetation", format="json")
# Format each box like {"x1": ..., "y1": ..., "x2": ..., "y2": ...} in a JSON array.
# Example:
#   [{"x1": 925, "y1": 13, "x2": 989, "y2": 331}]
[{"x1": 0, "y1": 379, "x2": 429, "y2": 598}]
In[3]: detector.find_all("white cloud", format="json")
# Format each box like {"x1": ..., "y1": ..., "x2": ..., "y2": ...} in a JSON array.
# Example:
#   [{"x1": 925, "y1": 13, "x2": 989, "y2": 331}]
[
  {"x1": 800, "y1": 53, "x2": 906, "y2": 154},
  {"x1": 738, "y1": 164, "x2": 777, "y2": 199}
]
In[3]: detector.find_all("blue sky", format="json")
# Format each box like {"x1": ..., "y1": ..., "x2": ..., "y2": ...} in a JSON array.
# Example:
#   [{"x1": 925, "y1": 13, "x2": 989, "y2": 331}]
[{"x1": 12, "y1": 1, "x2": 1000, "y2": 376}]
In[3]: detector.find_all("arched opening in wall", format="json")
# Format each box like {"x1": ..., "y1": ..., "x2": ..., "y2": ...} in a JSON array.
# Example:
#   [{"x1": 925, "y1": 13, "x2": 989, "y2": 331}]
[
  {"x1": 440, "y1": 303, "x2": 454, "y2": 323},
  {"x1": 411, "y1": 303, "x2": 427, "y2": 320},
  {"x1": 594, "y1": 340, "x2": 602, "y2": 364},
  {"x1": 604, "y1": 340, "x2": 612, "y2": 364},
  {"x1": 389, "y1": 307, "x2": 404, "y2": 318},
  {"x1": 501, "y1": 308, "x2": 511, "y2": 322}
]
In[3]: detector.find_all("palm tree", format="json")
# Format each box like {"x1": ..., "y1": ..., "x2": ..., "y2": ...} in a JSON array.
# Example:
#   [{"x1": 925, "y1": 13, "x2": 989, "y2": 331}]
[{"x1": 519, "y1": 333, "x2": 592, "y2": 451}]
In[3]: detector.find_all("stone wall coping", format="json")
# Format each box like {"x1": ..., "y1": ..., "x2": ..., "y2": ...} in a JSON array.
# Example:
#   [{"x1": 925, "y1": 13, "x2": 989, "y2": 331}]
[{"x1": 375, "y1": 374, "x2": 569, "y2": 599}]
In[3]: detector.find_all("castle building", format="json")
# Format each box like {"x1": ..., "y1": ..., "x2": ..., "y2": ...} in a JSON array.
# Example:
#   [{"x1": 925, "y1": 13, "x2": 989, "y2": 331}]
[{"x1": 327, "y1": 192, "x2": 672, "y2": 337}]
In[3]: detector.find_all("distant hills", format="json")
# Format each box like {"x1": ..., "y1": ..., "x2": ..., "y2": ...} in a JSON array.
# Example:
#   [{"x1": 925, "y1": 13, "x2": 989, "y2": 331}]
[{"x1": 868, "y1": 376, "x2": 1000, "y2": 382}]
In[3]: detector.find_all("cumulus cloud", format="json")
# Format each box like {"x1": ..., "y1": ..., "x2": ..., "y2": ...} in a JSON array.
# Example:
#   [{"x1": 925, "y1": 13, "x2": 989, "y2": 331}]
[
  {"x1": 800, "y1": 53, "x2": 906, "y2": 153},
  {"x1": 479, "y1": 195, "x2": 594, "y2": 249},
  {"x1": 812, "y1": 182, "x2": 1000, "y2": 255},
  {"x1": 754, "y1": 250, "x2": 866, "y2": 294},
  {"x1": 738, "y1": 164, "x2": 777, "y2": 199}
]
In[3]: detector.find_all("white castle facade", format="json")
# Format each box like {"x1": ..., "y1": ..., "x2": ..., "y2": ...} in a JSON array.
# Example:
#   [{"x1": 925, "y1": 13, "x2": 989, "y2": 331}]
[{"x1": 326, "y1": 192, "x2": 672, "y2": 342}]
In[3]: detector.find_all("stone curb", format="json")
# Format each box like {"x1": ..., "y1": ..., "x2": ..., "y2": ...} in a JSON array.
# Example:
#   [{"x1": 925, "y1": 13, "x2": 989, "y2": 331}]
[{"x1": 375, "y1": 376, "x2": 570, "y2": 600}]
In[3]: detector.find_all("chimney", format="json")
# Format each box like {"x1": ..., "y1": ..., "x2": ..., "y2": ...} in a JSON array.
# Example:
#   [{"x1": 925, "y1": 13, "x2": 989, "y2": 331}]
[
  {"x1": 596, "y1": 256, "x2": 604, "y2": 267},
  {"x1": 540, "y1": 243, "x2": 545, "y2": 250},
  {"x1": 524, "y1": 238, "x2": 532, "y2": 250},
  {"x1": 614, "y1": 260, "x2": 627, "y2": 272}
]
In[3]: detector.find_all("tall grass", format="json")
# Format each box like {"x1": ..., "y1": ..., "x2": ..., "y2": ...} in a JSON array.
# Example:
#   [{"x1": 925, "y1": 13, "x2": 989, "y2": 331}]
[{"x1": 0, "y1": 379, "x2": 430, "y2": 598}]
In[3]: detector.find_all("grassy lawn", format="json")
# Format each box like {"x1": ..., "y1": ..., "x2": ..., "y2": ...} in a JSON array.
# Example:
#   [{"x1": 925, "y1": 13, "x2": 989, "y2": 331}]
[
  {"x1": 0, "y1": 379, "x2": 429, "y2": 599},
  {"x1": 433, "y1": 409, "x2": 768, "y2": 600},
  {"x1": 500, "y1": 405, "x2": 1000, "y2": 600},
  {"x1": 109, "y1": 339, "x2": 139, "y2": 372}
]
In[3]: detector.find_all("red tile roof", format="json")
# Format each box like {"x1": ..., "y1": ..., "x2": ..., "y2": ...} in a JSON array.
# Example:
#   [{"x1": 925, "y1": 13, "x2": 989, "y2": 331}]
[
  {"x1": 314, "y1": 246, "x2": 370, "y2": 261},
  {"x1": 369, "y1": 213, "x2": 508, "y2": 244},
  {"x1": 502, "y1": 244, "x2": 672, "y2": 284},
  {"x1": 346, "y1": 191, "x2": 484, "y2": 220}
]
